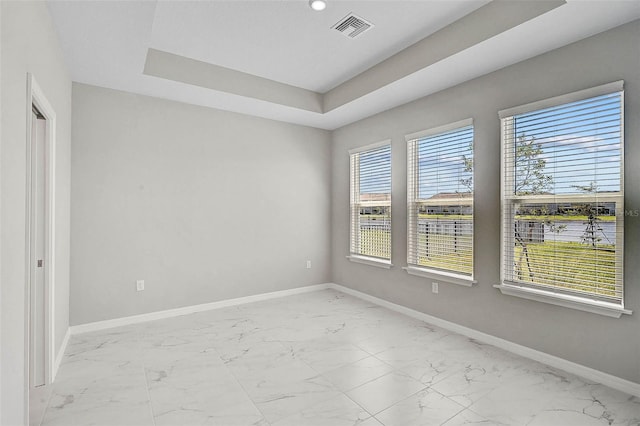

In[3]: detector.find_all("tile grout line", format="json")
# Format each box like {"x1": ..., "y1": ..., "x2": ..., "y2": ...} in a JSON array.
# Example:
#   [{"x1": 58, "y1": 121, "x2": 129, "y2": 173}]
[
  {"x1": 142, "y1": 367, "x2": 157, "y2": 426},
  {"x1": 332, "y1": 352, "x2": 469, "y2": 422},
  {"x1": 266, "y1": 338, "x2": 347, "y2": 424},
  {"x1": 221, "y1": 325, "x2": 365, "y2": 425},
  {"x1": 340, "y1": 389, "x2": 380, "y2": 424},
  {"x1": 264, "y1": 360, "x2": 374, "y2": 426},
  {"x1": 365, "y1": 383, "x2": 430, "y2": 418},
  {"x1": 210, "y1": 341, "x2": 273, "y2": 425},
  {"x1": 139, "y1": 331, "x2": 157, "y2": 426},
  {"x1": 36, "y1": 385, "x2": 54, "y2": 426},
  {"x1": 366, "y1": 349, "x2": 465, "y2": 390},
  {"x1": 52, "y1": 289, "x2": 640, "y2": 425},
  {"x1": 335, "y1": 360, "x2": 396, "y2": 393},
  {"x1": 38, "y1": 334, "x2": 73, "y2": 426},
  {"x1": 262, "y1": 297, "x2": 457, "y2": 423},
  {"x1": 428, "y1": 387, "x2": 469, "y2": 426},
  {"x1": 438, "y1": 407, "x2": 476, "y2": 426}
]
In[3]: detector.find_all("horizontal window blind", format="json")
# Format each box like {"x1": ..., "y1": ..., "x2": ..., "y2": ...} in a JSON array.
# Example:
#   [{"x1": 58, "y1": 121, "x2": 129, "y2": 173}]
[
  {"x1": 407, "y1": 122, "x2": 473, "y2": 276},
  {"x1": 350, "y1": 143, "x2": 391, "y2": 260},
  {"x1": 501, "y1": 88, "x2": 624, "y2": 304}
]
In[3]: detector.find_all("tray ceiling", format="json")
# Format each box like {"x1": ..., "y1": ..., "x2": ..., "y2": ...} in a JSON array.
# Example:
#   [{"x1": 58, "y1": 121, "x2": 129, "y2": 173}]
[{"x1": 47, "y1": 0, "x2": 640, "y2": 129}]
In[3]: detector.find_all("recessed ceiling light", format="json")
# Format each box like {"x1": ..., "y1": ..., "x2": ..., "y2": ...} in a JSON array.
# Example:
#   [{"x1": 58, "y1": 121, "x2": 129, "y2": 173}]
[{"x1": 309, "y1": 0, "x2": 327, "y2": 11}]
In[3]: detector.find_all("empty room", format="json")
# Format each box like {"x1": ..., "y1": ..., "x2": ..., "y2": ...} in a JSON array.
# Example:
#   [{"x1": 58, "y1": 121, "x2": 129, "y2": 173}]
[{"x1": 2, "y1": 0, "x2": 640, "y2": 425}]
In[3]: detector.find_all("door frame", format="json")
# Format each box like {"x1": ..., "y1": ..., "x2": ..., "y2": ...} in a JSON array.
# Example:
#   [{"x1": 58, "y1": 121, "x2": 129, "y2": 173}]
[{"x1": 25, "y1": 73, "x2": 56, "y2": 395}]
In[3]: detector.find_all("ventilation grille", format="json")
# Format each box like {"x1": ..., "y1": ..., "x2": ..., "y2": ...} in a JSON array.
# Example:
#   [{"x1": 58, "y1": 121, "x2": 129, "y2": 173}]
[{"x1": 332, "y1": 13, "x2": 373, "y2": 38}]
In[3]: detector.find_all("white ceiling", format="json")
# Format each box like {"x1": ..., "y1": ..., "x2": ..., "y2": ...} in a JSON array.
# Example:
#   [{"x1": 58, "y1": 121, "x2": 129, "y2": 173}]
[
  {"x1": 47, "y1": 0, "x2": 640, "y2": 130},
  {"x1": 149, "y1": 1, "x2": 489, "y2": 93}
]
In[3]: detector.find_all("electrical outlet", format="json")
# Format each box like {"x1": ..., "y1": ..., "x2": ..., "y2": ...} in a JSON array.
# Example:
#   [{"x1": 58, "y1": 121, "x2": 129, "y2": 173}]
[
  {"x1": 432, "y1": 282, "x2": 439, "y2": 294},
  {"x1": 306, "y1": 260, "x2": 312, "y2": 269},
  {"x1": 136, "y1": 280, "x2": 145, "y2": 291}
]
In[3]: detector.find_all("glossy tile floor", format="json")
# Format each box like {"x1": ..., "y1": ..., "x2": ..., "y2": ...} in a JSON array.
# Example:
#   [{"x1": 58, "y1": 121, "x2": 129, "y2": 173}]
[{"x1": 36, "y1": 289, "x2": 640, "y2": 426}]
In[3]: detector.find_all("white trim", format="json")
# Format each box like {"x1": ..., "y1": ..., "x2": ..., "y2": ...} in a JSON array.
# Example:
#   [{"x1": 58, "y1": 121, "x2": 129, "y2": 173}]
[
  {"x1": 618, "y1": 89, "x2": 626, "y2": 305},
  {"x1": 403, "y1": 266, "x2": 476, "y2": 287},
  {"x1": 499, "y1": 86, "x2": 625, "y2": 310},
  {"x1": 53, "y1": 328, "x2": 70, "y2": 381},
  {"x1": 504, "y1": 193, "x2": 621, "y2": 204},
  {"x1": 346, "y1": 255, "x2": 393, "y2": 269},
  {"x1": 494, "y1": 284, "x2": 631, "y2": 318},
  {"x1": 405, "y1": 120, "x2": 475, "y2": 279},
  {"x1": 405, "y1": 118, "x2": 473, "y2": 142},
  {"x1": 499, "y1": 114, "x2": 509, "y2": 295},
  {"x1": 347, "y1": 139, "x2": 391, "y2": 155},
  {"x1": 70, "y1": 284, "x2": 331, "y2": 335},
  {"x1": 60, "y1": 281, "x2": 640, "y2": 398},
  {"x1": 25, "y1": 74, "x2": 57, "y2": 392},
  {"x1": 498, "y1": 80, "x2": 623, "y2": 119},
  {"x1": 0, "y1": 1, "x2": 2, "y2": 414},
  {"x1": 25, "y1": 78, "x2": 33, "y2": 425},
  {"x1": 327, "y1": 283, "x2": 640, "y2": 398}
]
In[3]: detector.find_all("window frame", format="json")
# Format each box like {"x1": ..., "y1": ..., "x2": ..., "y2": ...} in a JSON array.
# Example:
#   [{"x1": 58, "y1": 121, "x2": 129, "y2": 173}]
[
  {"x1": 496, "y1": 81, "x2": 631, "y2": 318},
  {"x1": 404, "y1": 119, "x2": 476, "y2": 287},
  {"x1": 347, "y1": 140, "x2": 393, "y2": 268}
]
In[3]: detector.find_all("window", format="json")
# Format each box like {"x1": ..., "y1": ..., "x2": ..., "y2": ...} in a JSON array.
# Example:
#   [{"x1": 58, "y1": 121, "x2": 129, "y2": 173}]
[
  {"x1": 498, "y1": 82, "x2": 629, "y2": 317},
  {"x1": 348, "y1": 141, "x2": 392, "y2": 267},
  {"x1": 406, "y1": 119, "x2": 474, "y2": 285}
]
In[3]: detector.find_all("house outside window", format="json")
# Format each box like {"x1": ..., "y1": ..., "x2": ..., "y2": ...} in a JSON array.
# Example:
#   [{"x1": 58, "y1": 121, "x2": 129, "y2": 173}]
[
  {"x1": 497, "y1": 82, "x2": 629, "y2": 317},
  {"x1": 348, "y1": 141, "x2": 392, "y2": 268},
  {"x1": 405, "y1": 119, "x2": 474, "y2": 286}
]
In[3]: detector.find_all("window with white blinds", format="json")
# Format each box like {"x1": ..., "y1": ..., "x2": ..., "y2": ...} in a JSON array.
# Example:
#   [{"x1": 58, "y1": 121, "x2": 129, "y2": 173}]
[
  {"x1": 406, "y1": 119, "x2": 474, "y2": 279},
  {"x1": 349, "y1": 141, "x2": 392, "y2": 263},
  {"x1": 500, "y1": 82, "x2": 624, "y2": 307}
]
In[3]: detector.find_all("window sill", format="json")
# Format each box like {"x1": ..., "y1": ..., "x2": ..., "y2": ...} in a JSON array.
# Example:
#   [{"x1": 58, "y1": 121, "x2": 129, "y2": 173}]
[
  {"x1": 494, "y1": 283, "x2": 632, "y2": 318},
  {"x1": 346, "y1": 255, "x2": 393, "y2": 269},
  {"x1": 403, "y1": 266, "x2": 476, "y2": 287}
]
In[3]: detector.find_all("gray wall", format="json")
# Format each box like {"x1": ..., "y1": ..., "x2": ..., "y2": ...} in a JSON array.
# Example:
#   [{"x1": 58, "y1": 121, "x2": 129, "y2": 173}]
[
  {"x1": 1, "y1": 1, "x2": 72, "y2": 424},
  {"x1": 71, "y1": 84, "x2": 332, "y2": 325},
  {"x1": 331, "y1": 21, "x2": 640, "y2": 383}
]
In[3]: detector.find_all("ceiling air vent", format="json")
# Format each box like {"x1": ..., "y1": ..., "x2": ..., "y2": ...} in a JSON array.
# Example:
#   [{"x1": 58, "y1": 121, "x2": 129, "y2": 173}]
[{"x1": 332, "y1": 13, "x2": 373, "y2": 38}]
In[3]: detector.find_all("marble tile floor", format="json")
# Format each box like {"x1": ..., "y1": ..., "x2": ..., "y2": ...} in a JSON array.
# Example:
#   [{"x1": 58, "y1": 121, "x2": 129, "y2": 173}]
[{"x1": 35, "y1": 289, "x2": 640, "y2": 426}]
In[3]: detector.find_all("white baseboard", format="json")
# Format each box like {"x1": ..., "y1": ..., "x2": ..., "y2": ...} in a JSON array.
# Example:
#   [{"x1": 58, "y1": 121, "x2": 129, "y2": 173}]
[
  {"x1": 327, "y1": 283, "x2": 640, "y2": 398},
  {"x1": 65, "y1": 280, "x2": 639, "y2": 398},
  {"x1": 53, "y1": 327, "x2": 70, "y2": 381},
  {"x1": 70, "y1": 284, "x2": 331, "y2": 335}
]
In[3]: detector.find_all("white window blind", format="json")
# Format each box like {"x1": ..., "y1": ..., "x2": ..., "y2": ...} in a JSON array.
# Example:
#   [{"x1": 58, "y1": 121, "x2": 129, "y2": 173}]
[
  {"x1": 501, "y1": 83, "x2": 624, "y2": 305},
  {"x1": 349, "y1": 142, "x2": 391, "y2": 261},
  {"x1": 407, "y1": 120, "x2": 474, "y2": 277}
]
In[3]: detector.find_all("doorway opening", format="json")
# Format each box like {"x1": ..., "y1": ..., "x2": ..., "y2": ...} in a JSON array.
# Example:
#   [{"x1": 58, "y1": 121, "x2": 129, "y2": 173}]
[
  {"x1": 26, "y1": 74, "x2": 57, "y2": 426},
  {"x1": 29, "y1": 105, "x2": 47, "y2": 389}
]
